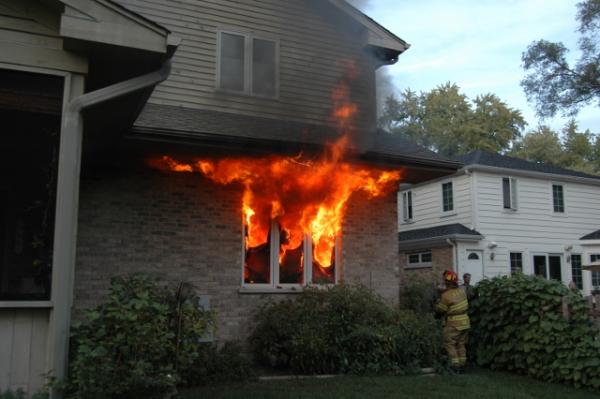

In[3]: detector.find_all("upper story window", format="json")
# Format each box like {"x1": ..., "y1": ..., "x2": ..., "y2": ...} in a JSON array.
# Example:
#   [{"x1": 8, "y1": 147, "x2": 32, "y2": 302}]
[
  {"x1": 502, "y1": 177, "x2": 517, "y2": 210},
  {"x1": 217, "y1": 31, "x2": 278, "y2": 97},
  {"x1": 442, "y1": 182, "x2": 454, "y2": 213},
  {"x1": 243, "y1": 220, "x2": 338, "y2": 288},
  {"x1": 401, "y1": 191, "x2": 413, "y2": 222},
  {"x1": 552, "y1": 184, "x2": 565, "y2": 213}
]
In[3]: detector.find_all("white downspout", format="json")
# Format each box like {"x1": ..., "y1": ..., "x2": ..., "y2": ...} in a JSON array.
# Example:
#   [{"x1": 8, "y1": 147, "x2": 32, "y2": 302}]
[
  {"x1": 446, "y1": 238, "x2": 458, "y2": 274},
  {"x1": 49, "y1": 58, "x2": 174, "y2": 399}
]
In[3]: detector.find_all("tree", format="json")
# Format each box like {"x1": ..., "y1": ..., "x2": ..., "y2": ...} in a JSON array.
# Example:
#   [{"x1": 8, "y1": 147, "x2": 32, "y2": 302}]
[
  {"x1": 510, "y1": 125, "x2": 563, "y2": 165},
  {"x1": 379, "y1": 83, "x2": 526, "y2": 157},
  {"x1": 521, "y1": 0, "x2": 600, "y2": 118}
]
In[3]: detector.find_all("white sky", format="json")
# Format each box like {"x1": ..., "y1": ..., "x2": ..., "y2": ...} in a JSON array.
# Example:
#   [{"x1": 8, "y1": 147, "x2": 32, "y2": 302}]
[{"x1": 359, "y1": 0, "x2": 600, "y2": 135}]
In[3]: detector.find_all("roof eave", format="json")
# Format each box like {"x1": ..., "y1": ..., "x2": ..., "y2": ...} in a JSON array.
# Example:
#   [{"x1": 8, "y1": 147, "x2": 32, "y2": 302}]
[
  {"x1": 398, "y1": 234, "x2": 483, "y2": 251},
  {"x1": 464, "y1": 164, "x2": 600, "y2": 186}
]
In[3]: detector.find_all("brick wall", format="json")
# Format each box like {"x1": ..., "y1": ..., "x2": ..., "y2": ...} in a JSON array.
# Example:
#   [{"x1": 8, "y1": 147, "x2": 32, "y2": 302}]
[
  {"x1": 398, "y1": 246, "x2": 453, "y2": 288},
  {"x1": 74, "y1": 168, "x2": 401, "y2": 342}
]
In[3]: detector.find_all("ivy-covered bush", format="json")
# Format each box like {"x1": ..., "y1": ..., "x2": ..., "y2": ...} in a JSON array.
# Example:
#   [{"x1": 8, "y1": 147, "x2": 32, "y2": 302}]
[
  {"x1": 67, "y1": 274, "x2": 214, "y2": 399},
  {"x1": 470, "y1": 274, "x2": 600, "y2": 390},
  {"x1": 182, "y1": 342, "x2": 255, "y2": 385},
  {"x1": 250, "y1": 284, "x2": 443, "y2": 375}
]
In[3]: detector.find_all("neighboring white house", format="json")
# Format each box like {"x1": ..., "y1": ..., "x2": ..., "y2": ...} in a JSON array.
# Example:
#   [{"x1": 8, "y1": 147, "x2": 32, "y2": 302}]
[{"x1": 398, "y1": 150, "x2": 600, "y2": 295}]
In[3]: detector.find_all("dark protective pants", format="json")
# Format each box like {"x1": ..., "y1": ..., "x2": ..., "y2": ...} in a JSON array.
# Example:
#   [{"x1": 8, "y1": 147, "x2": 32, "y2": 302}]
[{"x1": 443, "y1": 325, "x2": 469, "y2": 367}]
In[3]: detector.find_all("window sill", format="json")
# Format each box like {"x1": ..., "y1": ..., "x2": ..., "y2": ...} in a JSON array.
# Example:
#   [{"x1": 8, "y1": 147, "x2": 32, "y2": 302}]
[
  {"x1": 405, "y1": 264, "x2": 433, "y2": 270},
  {"x1": 239, "y1": 286, "x2": 304, "y2": 295},
  {"x1": 440, "y1": 212, "x2": 457, "y2": 219},
  {"x1": 0, "y1": 300, "x2": 53, "y2": 309}
]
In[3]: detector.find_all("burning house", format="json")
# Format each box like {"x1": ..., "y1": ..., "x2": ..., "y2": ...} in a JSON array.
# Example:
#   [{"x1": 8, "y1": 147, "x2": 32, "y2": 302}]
[{"x1": 0, "y1": 0, "x2": 460, "y2": 396}]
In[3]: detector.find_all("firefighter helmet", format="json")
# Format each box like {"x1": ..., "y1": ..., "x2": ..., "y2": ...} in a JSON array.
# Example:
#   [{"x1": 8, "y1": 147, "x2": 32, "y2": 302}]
[{"x1": 443, "y1": 270, "x2": 458, "y2": 284}]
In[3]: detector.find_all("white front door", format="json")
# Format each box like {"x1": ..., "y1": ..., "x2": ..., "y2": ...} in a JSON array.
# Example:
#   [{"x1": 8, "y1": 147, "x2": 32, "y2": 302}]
[{"x1": 464, "y1": 250, "x2": 484, "y2": 284}]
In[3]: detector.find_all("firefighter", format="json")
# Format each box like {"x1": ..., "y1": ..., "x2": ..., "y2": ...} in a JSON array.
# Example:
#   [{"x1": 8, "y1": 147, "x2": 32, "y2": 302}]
[{"x1": 436, "y1": 270, "x2": 470, "y2": 373}]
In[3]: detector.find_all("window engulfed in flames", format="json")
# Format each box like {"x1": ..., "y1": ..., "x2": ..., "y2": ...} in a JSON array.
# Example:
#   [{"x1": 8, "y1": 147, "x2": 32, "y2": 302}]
[{"x1": 158, "y1": 137, "x2": 402, "y2": 285}]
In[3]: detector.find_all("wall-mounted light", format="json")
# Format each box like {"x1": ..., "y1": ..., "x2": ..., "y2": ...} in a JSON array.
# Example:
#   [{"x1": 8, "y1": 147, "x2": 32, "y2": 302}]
[
  {"x1": 488, "y1": 242, "x2": 497, "y2": 261},
  {"x1": 564, "y1": 244, "x2": 573, "y2": 252},
  {"x1": 490, "y1": 252, "x2": 495, "y2": 261}
]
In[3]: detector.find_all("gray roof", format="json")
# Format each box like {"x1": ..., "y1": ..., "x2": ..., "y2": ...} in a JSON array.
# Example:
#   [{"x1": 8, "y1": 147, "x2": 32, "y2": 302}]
[
  {"x1": 399, "y1": 223, "x2": 483, "y2": 242},
  {"x1": 455, "y1": 150, "x2": 600, "y2": 180},
  {"x1": 131, "y1": 103, "x2": 460, "y2": 169},
  {"x1": 581, "y1": 229, "x2": 600, "y2": 240}
]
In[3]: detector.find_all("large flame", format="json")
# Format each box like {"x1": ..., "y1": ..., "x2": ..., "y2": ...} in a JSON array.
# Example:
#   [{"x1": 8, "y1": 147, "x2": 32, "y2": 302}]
[{"x1": 150, "y1": 60, "x2": 404, "y2": 284}]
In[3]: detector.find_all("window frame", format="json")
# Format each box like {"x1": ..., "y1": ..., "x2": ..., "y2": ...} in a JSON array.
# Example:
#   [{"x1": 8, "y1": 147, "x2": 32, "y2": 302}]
[
  {"x1": 441, "y1": 181, "x2": 454, "y2": 214},
  {"x1": 509, "y1": 252, "x2": 523, "y2": 275},
  {"x1": 591, "y1": 254, "x2": 600, "y2": 289},
  {"x1": 406, "y1": 250, "x2": 433, "y2": 269},
  {"x1": 216, "y1": 30, "x2": 280, "y2": 98},
  {"x1": 532, "y1": 253, "x2": 563, "y2": 281},
  {"x1": 551, "y1": 183, "x2": 565, "y2": 214},
  {"x1": 571, "y1": 254, "x2": 583, "y2": 290},
  {"x1": 401, "y1": 190, "x2": 413, "y2": 223},
  {"x1": 502, "y1": 177, "x2": 518, "y2": 211},
  {"x1": 240, "y1": 219, "x2": 340, "y2": 290}
]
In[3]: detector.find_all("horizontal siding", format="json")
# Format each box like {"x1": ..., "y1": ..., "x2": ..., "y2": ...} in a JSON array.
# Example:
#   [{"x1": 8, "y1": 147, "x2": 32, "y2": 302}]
[
  {"x1": 398, "y1": 174, "x2": 472, "y2": 231},
  {"x1": 116, "y1": 0, "x2": 376, "y2": 129},
  {"x1": 474, "y1": 172, "x2": 600, "y2": 246},
  {"x1": 0, "y1": 309, "x2": 49, "y2": 395}
]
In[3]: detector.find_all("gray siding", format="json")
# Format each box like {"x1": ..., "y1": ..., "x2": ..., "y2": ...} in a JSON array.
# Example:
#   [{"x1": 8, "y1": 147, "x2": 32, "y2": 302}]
[
  {"x1": 0, "y1": 310, "x2": 49, "y2": 395},
  {"x1": 115, "y1": 0, "x2": 376, "y2": 130}
]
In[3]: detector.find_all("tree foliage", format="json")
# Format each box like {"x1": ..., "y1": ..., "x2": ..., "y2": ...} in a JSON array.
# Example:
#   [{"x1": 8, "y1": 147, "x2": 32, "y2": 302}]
[
  {"x1": 379, "y1": 83, "x2": 526, "y2": 157},
  {"x1": 510, "y1": 120, "x2": 600, "y2": 174},
  {"x1": 521, "y1": 0, "x2": 600, "y2": 118}
]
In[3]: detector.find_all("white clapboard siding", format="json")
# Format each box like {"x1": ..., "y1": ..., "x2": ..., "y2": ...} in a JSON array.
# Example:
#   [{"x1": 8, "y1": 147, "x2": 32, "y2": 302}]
[
  {"x1": 0, "y1": 309, "x2": 49, "y2": 395},
  {"x1": 398, "y1": 174, "x2": 472, "y2": 232},
  {"x1": 115, "y1": 0, "x2": 376, "y2": 129},
  {"x1": 474, "y1": 172, "x2": 600, "y2": 246}
]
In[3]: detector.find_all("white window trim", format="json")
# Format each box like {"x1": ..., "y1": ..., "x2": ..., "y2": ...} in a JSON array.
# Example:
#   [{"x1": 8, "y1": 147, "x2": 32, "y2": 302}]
[
  {"x1": 406, "y1": 251, "x2": 432, "y2": 269},
  {"x1": 440, "y1": 180, "x2": 456, "y2": 217},
  {"x1": 401, "y1": 190, "x2": 413, "y2": 223},
  {"x1": 241, "y1": 220, "x2": 340, "y2": 291},
  {"x1": 502, "y1": 177, "x2": 518, "y2": 211},
  {"x1": 509, "y1": 251, "x2": 523, "y2": 275},
  {"x1": 216, "y1": 30, "x2": 280, "y2": 99},
  {"x1": 550, "y1": 183, "x2": 567, "y2": 216},
  {"x1": 531, "y1": 253, "x2": 563, "y2": 281}
]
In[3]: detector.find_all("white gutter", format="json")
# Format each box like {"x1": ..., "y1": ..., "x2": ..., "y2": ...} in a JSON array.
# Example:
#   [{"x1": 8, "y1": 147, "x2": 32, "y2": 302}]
[{"x1": 49, "y1": 58, "x2": 174, "y2": 399}]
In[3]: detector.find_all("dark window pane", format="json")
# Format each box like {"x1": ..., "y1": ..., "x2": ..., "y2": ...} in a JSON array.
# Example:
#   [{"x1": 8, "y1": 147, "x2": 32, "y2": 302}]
[
  {"x1": 252, "y1": 39, "x2": 276, "y2": 96},
  {"x1": 553, "y1": 185, "x2": 564, "y2": 213},
  {"x1": 1, "y1": 108, "x2": 60, "y2": 300},
  {"x1": 510, "y1": 252, "x2": 523, "y2": 275},
  {"x1": 442, "y1": 182, "x2": 453, "y2": 212},
  {"x1": 408, "y1": 254, "x2": 420, "y2": 264},
  {"x1": 220, "y1": 33, "x2": 245, "y2": 91},
  {"x1": 592, "y1": 255, "x2": 600, "y2": 288},
  {"x1": 468, "y1": 252, "x2": 480, "y2": 260},
  {"x1": 571, "y1": 254, "x2": 582, "y2": 290},
  {"x1": 420, "y1": 252, "x2": 432, "y2": 263},
  {"x1": 279, "y1": 228, "x2": 303, "y2": 284},
  {"x1": 549, "y1": 256, "x2": 562, "y2": 280},
  {"x1": 502, "y1": 178, "x2": 511, "y2": 208},
  {"x1": 534, "y1": 255, "x2": 547, "y2": 278},
  {"x1": 244, "y1": 224, "x2": 270, "y2": 284}
]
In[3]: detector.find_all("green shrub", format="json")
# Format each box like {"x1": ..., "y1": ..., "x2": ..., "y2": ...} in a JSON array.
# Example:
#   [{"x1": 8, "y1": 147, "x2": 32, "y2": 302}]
[
  {"x1": 399, "y1": 281, "x2": 439, "y2": 314},
  {"x1": 67, "y1": 274, "x2": 214, "y2": 399},
  {"x1": 250, "y1": 284, "x2": 444, "y2": 375},
  {"x1": 182, "y1": 342, "x2": 255, "y2": 385},
  {"x1": 470, "y1": 274, "x2": 600, "y2": 390}
]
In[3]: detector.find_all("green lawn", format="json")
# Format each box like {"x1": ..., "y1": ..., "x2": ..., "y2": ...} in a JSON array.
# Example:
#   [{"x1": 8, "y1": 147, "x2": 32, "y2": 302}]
[{"x1": 179, "y1": 369, "x2": 600, "y2": 399}]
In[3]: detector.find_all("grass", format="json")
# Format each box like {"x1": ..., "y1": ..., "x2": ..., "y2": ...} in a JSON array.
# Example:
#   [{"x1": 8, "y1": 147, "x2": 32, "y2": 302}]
[{"x1": 178, "y1": 369, "x2": 600, "y2": 399}]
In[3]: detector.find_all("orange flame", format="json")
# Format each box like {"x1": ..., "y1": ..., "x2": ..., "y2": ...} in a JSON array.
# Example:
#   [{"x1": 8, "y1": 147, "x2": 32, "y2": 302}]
[{"x1": 151, "y1": 60, "x2": 404, "y2": 281}]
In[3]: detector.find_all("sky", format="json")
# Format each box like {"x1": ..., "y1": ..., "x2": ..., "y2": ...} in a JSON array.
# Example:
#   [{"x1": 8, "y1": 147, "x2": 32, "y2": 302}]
[{"x1": 354, "y1": 0, "x2": 599, "y2": 135}]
